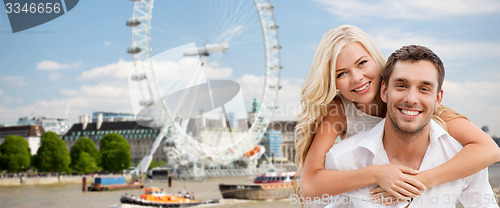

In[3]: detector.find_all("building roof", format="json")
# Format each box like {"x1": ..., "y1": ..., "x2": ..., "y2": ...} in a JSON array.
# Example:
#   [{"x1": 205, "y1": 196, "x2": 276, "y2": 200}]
[
  {"x1": 65, "y1": 121, "x2": 153, "y2": 134},
  {"x1": 63, "y1": 121, "x2": 162, "y2": 141},
  {"x1": 0, "y1": 125, "x2": 45, "y2": 138}
]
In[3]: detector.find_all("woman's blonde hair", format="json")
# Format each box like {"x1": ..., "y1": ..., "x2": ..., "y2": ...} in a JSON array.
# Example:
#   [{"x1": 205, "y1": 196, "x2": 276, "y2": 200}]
[
  {"x1": 293, "y1": 25, "x2": 466, "y2": 194},
  {"x1": 293, "y1": 25, "x2": 385, "y2": 192}
]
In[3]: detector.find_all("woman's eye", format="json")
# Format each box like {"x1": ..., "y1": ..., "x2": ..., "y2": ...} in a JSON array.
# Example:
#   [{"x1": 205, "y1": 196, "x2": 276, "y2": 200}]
[
  {"x1": 359, "y1": 60, "x2": 367, "y2": 67},
  {"x1": 336, "y1": 72, "x2": 346, "y2": 78}
]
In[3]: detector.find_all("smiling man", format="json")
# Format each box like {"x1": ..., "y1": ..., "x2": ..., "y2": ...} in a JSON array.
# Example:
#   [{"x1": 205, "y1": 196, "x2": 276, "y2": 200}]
[{"x1": 321, "y1": 45, "x2": 498, "y2": 207}]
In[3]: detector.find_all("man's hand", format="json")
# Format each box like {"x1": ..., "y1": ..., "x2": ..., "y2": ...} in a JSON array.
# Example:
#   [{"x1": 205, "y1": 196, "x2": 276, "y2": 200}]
[
  {"x1": 370, "y1": 186, "x2": 412, "y2": 205},
  {"x1": 373, "y1": 164, "x2": 426, "y2": 199}
]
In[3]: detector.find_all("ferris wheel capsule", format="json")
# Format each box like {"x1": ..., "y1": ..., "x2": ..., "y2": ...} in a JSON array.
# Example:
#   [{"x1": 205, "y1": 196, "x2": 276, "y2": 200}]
[
  {"x1": 127, "y1": 46, "x2": 142, "y2": 54},
  {"x1": 126, "y1": 18, "x2": 141, "y2": 27}
]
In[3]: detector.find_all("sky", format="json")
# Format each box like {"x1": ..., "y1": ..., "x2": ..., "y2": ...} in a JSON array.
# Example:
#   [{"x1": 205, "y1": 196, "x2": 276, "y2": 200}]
[{"x1": 1, "y1": 0, "x2": 500, "y2": 136}]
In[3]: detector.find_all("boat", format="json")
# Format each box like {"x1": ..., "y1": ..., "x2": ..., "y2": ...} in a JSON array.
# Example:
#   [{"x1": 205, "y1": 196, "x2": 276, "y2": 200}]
[
  {"x1": 87, "y1": 176, "x2": 144, "y2": 191},
  {"x1": 147, "y1": 167, "x2": 170, "y2": 179},
  {"x1": 120, "y1": 187, "x2": 219, "y2": 207},
  {"x1": 218, "y1": 169, "x2": 295, "y2": 200}
]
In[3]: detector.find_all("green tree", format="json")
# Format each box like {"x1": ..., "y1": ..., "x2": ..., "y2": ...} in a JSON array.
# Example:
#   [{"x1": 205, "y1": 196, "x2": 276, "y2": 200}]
[
  {"x1": 148, "y1": 158, "x2": 166, "y2": 170},
  {"x1": 100, "y1": 133, "x2": 131, "y2": 173},
  {"x1": 70, "y1": 137, "x2": 100, "y2": 173},
  {"x1": 73, "y1": 152, "x2": 98, "y2": 173},
  {"x1": 33, "y1": 132, "x2": 70, "y2": 173},
  {"x1": 0, "y1": 135, "x2": 31, "y2": 172}
]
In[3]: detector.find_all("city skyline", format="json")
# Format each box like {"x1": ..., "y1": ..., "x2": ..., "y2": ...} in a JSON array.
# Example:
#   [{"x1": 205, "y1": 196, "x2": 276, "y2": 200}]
[{"x1": 1, "y1": 0, "x2": 500, "y2": 135}]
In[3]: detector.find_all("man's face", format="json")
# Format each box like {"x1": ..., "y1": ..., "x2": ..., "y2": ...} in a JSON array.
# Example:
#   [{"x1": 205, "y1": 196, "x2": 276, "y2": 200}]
[{"x1": 381, "y1": 60, "x2": 443, "y2": 135}]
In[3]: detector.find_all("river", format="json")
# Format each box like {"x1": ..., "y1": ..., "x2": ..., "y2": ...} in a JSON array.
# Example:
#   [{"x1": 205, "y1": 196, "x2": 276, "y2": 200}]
[{"x1": 1, "y1": 164, "x2": 499, "y2": 208}]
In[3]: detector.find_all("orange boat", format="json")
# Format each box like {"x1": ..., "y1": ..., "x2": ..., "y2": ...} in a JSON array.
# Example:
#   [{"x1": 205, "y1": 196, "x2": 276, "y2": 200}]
[{"x1": 120, "y1": 187, "x2": 218, "y2": 207}]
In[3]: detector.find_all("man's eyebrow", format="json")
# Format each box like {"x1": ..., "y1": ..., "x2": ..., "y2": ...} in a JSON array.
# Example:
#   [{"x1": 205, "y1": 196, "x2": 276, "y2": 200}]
[
  {"x1": 392, "y1": 77, "x2": 436, "y2": 87},
  {"x1": 421, "y1": 81, "x2": 435, "y2": 87},
  {"x1": 393, "y1": 78, "x2": 408, "y2": 83}
]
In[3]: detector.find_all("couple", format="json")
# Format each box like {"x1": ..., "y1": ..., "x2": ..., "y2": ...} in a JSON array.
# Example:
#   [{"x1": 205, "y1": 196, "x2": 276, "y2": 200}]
[{"x1": 295, "y1": 25, "x2": 500, "y2": 207}]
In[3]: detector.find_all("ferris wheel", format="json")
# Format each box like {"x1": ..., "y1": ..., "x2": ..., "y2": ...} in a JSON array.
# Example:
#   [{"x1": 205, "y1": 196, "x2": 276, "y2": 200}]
[{"x1": 127, "y1": 0, "x2": 282, "y2": 173}]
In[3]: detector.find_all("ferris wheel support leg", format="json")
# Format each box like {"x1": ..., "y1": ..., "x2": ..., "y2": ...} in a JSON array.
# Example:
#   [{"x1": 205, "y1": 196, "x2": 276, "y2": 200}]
[{"x1": 134, "y1": 125, "x2": 169, "y2": 173}]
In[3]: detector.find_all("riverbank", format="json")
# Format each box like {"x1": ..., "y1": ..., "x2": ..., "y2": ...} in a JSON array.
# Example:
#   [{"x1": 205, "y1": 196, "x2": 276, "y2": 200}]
[{"x1": 0, "y1": 174, "x2": 132, "y2": 186}]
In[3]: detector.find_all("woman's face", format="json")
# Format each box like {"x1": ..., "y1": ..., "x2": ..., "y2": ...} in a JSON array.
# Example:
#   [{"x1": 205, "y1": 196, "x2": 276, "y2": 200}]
[{"x1": 334, "y1": 42, "x2": 381, "y2": 104}]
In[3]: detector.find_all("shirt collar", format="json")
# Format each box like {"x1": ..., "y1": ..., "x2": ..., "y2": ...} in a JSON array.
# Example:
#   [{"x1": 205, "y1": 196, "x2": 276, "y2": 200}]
[
  {"x1": 357, "y1": 119, "x2": 388, "y2": 165},
  {"x1": 357, "y1": 118, "x2": 449, "y2": 165},
  {"x1": 429, "y1": 119, "x2": 448, "y2": 143}
]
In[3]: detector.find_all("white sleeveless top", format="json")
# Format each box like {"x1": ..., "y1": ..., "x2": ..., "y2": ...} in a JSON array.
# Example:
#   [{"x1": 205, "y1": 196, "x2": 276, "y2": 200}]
[
  {"x1": 311, "y1": 95, "x2": 385, "y2": 208},
  {"x1": 338, "y1": 94, "x2": 383, "y2": 140}
]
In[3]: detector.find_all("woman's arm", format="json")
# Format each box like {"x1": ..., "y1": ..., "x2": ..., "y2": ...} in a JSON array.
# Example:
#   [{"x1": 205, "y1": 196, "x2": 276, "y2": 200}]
[
  {"x1": 415, "y1": 117, "x2": 500, "y2": 188},
  {"x1": 301, "y1": 98, "x2": 424, "y2": 199}
]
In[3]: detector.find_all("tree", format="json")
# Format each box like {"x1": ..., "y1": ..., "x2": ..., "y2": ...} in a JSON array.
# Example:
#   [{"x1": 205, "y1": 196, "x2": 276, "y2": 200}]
[
  {"x1": 100, "y1": 133, "x2": 131, "y2": 173},
  {"x1": 0, "y1": 135, "x2": 31, "y2": 172},
  {"x1": 70, "y1": 137, "x2": 100, "y2": 173},
  {"x1": 73, "y1": 152, "x2": 98, "y2": 174},
  {"x1": 33, "y1": 132, "x2": 70, "y2": 173},
  {"x1": 148, "y1": 158, "x2": 166, "y2": 170}
]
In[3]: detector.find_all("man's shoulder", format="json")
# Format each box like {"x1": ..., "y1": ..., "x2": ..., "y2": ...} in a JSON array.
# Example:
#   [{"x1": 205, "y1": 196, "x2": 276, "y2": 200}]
[{"x1": 429, "y1": 120, "x2": 464, "y2": 154}]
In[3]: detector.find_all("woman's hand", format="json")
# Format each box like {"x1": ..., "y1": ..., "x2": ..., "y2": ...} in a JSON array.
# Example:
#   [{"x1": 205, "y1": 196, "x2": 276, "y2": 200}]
[
  {"x1": 373, "y1": 164, "x2": 426, "y2": 200},
  {"x1": 370, "y1": 186, "x2": 411, "y2": 205}
]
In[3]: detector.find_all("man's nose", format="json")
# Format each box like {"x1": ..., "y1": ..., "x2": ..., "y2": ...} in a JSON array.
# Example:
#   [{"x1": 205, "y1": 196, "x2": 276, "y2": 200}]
[{"x1": 404, "y1": 88, "x2": 419, "y2": 105}]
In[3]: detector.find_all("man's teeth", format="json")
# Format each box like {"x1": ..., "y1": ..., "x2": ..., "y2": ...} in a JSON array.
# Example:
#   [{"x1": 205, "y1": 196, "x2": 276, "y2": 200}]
[
  {"x1": 354, "y1": 83, "x2": 369, "y2": 92},
  {"x1": 401, "y1": 109, "x2": 419, "y2": 116}
]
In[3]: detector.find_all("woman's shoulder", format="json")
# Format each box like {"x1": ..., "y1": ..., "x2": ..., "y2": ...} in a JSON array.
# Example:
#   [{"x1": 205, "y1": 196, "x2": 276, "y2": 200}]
[
  {"x1": 317, "y1": 96, "x2": 347, "y2": 139},
  {"x1": 324, "y1": 96, "x2": 346, "y2": 122}
]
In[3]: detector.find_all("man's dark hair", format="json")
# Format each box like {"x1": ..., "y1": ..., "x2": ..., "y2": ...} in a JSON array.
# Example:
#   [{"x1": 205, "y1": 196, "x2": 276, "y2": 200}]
[{"x1": 383, "y1": 45, "x2": 445, "y2": 91}]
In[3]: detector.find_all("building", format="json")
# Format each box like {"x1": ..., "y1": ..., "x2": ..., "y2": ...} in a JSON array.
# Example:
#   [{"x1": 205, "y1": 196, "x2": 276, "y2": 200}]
[
  {"x1": 268, "y1": 121, "x2": 297, "y2": 163},
  {"x1": 63, "y1": 119, "x2": 168, "y2": 166},
  {"x1": 17, "y1": 116, "x2": 71, "y2": 136},
  {"x1": 0, "y1": 125, "x2": 45, "y2": 155},
  {"x1": 260, "y1": 129, "x2": 284, "y2": 162},
  {"x1": 91, "y1": 112, "x2": 135, "y2": 122}
]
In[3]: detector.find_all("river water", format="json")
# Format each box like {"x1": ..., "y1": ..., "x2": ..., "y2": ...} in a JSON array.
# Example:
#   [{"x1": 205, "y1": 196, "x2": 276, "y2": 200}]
[{"x1": 1, "y1": 164, "x2": 499, "y2": 208}]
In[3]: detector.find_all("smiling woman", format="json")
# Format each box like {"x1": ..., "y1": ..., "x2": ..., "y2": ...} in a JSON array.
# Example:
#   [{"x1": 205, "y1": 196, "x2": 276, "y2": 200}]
[{"x1": 334, "y1": 42, "x2": 382, "y2": 109}]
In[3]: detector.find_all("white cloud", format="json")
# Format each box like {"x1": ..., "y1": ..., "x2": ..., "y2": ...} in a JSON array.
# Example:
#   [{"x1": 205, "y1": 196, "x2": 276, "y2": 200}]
[
  {"x1": 49, "y1": 73, "x2": 62, "y2": 81},
  {"x1": 442, "y1": 80, "x2": 500, "y2": 136},
  {"x1": 0, "y1": 90, "x2": 3, "y2": 95},
  {"x1": 204, "y1": 62, "x2": 232, "y2": 79},
  {"x1": 0, "y1": 76, "x2": 27, "y2": 87},
  {"x1": 78, "y1": 59, "x2": 132, "y2": 80},
  {"x1": 80, "y1": 84, "x2": 129, "y2": 98},
  {"x1": 236, "y1": 75, "x2": 303, "y2": 121},
  {"x1": 36, "y1": 60, "x2": 81, "y2": 70},
  {"x1": 367, "y1": 28, "x2": 500, "y2": 81},
  {"x1": 370, "y1": 29, "x2": 500, "y2": 61},
  {"x1": 60, "y1": 88, "x2": 78, "y2": 96},
  {"x1": 315, "y1": 0, "x2": 500, "y2": 20},
  {"x1": 79, "y1": 58, "x2": 232, "y2": 81},
  {"x1": 104, "y1": 41, "x2": 112, "y2": 46}
]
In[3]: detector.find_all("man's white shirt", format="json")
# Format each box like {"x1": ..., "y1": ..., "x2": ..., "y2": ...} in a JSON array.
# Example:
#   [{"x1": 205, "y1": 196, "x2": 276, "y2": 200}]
[{"x1": 317, "y1": 119, "x2": 498, "y2": 208}]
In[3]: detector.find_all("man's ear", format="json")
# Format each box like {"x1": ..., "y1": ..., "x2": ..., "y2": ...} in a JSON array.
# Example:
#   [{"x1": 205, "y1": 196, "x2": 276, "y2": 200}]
[
  {"x1": 435, "y1": 89, "x2": 443, "y2": 109},
  {"x1": 380, "y1": 80, "x2": 388, "y2": 103}
]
